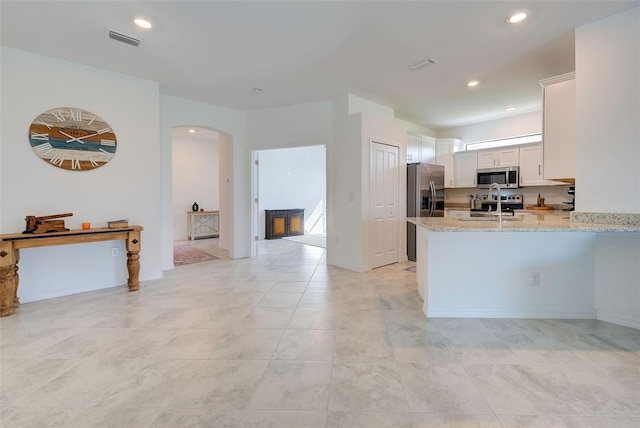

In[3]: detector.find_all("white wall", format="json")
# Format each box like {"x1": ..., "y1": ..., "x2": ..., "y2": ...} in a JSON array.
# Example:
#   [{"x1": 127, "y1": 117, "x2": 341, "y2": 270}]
[
  {"x1": 329, "y1": 94, "x2": 408, "y2": 271},
  {"x1": 0, "y1": 47, "x2": 163, "y2": 302},
  {"x1": 595, "y1": 233, "x2": 640, "y2": 329},
  {"x1": 247, "y1": 100, "x2": 333, "y2": 150},
  {"x1": 258, "y1": 146, "x2": 326, "y2": 239},
  {"x1": 159, "y1": 94, "x2": 248, "y2": 266},
  {"x1": 172, "y1": 131, "x2": 220, "y2": 240},
  {"x1": 574, "y1": 8, "x2": 640, "y2": 330},
  {"x1": 575, "y1": 7, "x2": 640, "y2": 214},
  {"x1": 436, "y1": 111, "x2": 542, "y2": 143}
]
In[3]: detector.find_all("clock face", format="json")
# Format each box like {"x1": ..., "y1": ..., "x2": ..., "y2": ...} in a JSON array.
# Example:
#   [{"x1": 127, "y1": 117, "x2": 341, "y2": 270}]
[{"x1": 28, "y1": 107, "x2": 117, "y2": 171}]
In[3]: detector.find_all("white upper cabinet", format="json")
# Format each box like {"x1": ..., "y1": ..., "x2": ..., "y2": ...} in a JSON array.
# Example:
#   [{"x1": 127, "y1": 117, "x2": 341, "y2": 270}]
[
  {"x1": 407, "y1": 134, "x2": 436, "y2": 164},
  {"x1": 476, "y1": 147, "x2": 519, "y2": 169},
  {"x1": 519, "y1": 144, "x2": 549, "y2": 186},
  {"x1": 420, "y1": 136, "x2": 435, "y2": 163},
  {"x1": 540, "y1": 72, "x2": 576, "y2": 181},
  {"x1": 454, "y1": 151, "x2": 477, "y2": 188},
  {"x1": 435, "y1": 138, "x2": 461, "y2": 188},
  {"x1": 407, "y1": 133, "x2": 421, "y2": 163}
]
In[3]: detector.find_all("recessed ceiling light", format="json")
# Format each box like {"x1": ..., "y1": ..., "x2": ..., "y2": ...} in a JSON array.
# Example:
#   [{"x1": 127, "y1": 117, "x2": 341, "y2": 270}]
[
  {"x1": 252, "y1": 88, "x2": 264, "y2": 95},
  {"x1": 188, "y1": 129, "x2": 196, "y2": 134},
  {"x1": 133, "y1": 18, "x2": 153, "y2": 29},
  {"x1": 506, "y1": 106, "x2": 516, "y2": 112},
  {"x1": 506, "y1": 10, "x2": 528, "y2": 24},
  {"x1": 467, "y1": 80, "x2": 480, "y2": 87}
]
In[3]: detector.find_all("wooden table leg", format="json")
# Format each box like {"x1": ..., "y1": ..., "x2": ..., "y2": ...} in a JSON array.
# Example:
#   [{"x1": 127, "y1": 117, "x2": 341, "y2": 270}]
[
  {"x1": 0, "y1": 242, "x2": 18, "y2": 316},
  {"x1": 126, "y1": 230, "x2": 141, "y2": 291}
]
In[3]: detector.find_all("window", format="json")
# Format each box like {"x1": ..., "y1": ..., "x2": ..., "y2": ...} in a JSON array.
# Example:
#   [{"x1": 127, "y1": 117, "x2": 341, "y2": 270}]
[{"x1": 464, "y1": 133, "x2": 542, "y2": 151}]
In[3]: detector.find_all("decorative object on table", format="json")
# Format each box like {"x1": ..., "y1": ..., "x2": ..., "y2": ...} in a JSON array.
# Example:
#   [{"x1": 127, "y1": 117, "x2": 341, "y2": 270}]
[
  {"x1": 23, "y1": 212, "x2": 72, "y2": 234},
  {"x1": 107, "y1": 219, "x2": 129, "y2": 229},
  {"x1": 81, "y1": 222, "x2": 91, "y2": 230},
  {"x1": 28, "y1": 107, "x2": 117, "y2": 171},
  {"x1": 192, "y1": 202, "x2": 199, "y2": 212}
]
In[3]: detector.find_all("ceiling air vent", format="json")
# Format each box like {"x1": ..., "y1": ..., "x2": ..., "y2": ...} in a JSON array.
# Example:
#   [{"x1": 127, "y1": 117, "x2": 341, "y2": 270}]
[
  {"x1": 408, "y1": 57, "x2": 437, "y2": 71},
  {"x1": 108, "y1": 30, "x2": 141, "y2": 47}
]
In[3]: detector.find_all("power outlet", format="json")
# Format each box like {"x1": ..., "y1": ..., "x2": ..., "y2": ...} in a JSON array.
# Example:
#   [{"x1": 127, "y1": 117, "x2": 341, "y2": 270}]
[
  {"x1": 111, "y1": 248, "x2": 119, "y2": 257},
  {"x1": 530, "y1": 271, "x2": 540, "y2": 286}
]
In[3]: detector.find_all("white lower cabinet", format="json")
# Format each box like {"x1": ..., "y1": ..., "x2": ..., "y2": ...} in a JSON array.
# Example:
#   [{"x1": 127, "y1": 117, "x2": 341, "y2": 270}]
[{"x1": 454, "y1": 151, "x2": 477, "y2": 188}]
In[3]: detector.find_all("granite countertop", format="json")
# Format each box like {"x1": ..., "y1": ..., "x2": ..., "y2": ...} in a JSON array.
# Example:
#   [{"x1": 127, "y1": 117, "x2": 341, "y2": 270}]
[{"x1": 408, "y1": 212, "x2": 640, "y2": 233}]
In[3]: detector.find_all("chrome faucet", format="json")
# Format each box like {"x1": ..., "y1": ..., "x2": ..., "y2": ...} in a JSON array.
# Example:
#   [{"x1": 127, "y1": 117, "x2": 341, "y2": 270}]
[{"x1": 488, "y1": 183, "x2": 502, "y2": 222}]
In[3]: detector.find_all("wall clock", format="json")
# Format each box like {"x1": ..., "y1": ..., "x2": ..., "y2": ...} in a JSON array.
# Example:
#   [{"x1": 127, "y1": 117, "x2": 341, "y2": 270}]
[{"x1": 28, "y1": 107, "x2": 117, "y2": 171}]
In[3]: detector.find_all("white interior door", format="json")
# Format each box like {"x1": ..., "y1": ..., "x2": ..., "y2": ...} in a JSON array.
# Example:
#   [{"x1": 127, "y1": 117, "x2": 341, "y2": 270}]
[{"x1": 370, "y1": 141, "x2": 399, "y2": 269}]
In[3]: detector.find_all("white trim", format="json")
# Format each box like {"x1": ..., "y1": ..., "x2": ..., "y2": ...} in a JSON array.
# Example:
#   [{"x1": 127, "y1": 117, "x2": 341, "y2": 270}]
[
  {"x1": 596, "y1": 311, "x2": 640, "y2": 330},
  {"x1": 424, "y1": 303, "x2": 597, "y2": 319}
]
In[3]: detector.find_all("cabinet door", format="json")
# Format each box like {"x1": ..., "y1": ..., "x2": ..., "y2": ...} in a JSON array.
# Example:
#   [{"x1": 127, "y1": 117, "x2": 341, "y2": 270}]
[
  {"x1": 435, "y1": 140, "x2": 454, "y2": 188},
  {"x1": 265, "y1": 210, "x2": 288, "y2": 239},
  {"x1": 541, "y1": 74, "x2": 576, "y2": 180},
  {"x1": 477, "y1": 150, "x2": 497, "y2": 169},
  {"x1": 454, "y1": 152, "x2": 478, "y2": 188},
  {"x1": 519, "y1": 145, "x2": 547, "y2": 186},
  {"x1": 288, "y1": 210, "x2": 304, "y2": 236},
  {"x1": 407, "y1": 133, "x2": 421, "y2": 163},
  {"x1": 420, "y1": 136, "x2": 435, "y2": 163},
  {"x1": 497, "y1": 148, "x2": 519, "y2": 167}
]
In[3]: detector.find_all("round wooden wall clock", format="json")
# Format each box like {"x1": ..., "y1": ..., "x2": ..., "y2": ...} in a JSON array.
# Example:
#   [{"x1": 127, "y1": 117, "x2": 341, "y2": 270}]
[{"x1": 28, "y1": 107, "x2": 117, "y2": 171}]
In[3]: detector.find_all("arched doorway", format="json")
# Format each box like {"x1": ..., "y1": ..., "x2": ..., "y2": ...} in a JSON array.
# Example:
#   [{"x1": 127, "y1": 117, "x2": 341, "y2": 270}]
[{"x1": 169, "y1": 125, "x2": 234, "y2": 266}]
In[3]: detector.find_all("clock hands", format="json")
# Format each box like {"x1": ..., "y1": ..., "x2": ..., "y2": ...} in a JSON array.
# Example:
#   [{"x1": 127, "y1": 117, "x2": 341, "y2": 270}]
[{"x1": 59, "y1": 130, "x2": 98, "y2": 144}]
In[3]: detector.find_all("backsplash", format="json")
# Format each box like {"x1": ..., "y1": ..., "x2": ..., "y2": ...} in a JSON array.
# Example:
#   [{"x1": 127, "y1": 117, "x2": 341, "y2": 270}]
[{"x1": 446, "y1": 185, "x2": 572, "y2": 208}]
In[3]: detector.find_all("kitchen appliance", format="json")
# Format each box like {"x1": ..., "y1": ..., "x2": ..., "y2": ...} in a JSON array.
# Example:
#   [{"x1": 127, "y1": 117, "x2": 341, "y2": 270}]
[
  {"x1": 407, "y1": 163, "x2": 444, "y2": 261},
  {"x1": 474, "y1": 194, "x2": 524, "y2": 213},
  {"x1": 476, "y1": 166, "x2": 520, "y2": 189},
  {"x1": 563, "y1": 186, "x2": 575, "y2": 211}
]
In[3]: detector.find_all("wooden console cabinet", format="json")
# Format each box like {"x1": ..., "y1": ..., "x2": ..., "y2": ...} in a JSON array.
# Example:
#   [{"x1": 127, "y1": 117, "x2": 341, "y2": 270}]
[{"x1": 265, "y1": 209, "x2": 304, "y2": 239}]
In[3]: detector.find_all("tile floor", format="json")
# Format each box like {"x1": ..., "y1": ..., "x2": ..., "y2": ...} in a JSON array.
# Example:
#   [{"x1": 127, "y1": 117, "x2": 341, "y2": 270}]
[{"x1": 1, "y1": 238, "x2": 639, "y2": 427}]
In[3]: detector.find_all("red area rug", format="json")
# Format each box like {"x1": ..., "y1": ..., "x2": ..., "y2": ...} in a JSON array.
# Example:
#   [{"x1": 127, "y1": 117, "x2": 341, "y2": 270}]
[{"x1": 173, "y1": 244, "x2": 219, "y2": 266}]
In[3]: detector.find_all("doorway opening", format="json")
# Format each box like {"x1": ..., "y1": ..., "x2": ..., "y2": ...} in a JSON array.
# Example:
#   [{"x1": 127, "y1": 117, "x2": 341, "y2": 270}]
[
  {"x1": 252, "y1": 145, "x2": 327, "y2": 256},
  {"x1": 171, "y1": 126, "x2": 227, "y2": 266}
]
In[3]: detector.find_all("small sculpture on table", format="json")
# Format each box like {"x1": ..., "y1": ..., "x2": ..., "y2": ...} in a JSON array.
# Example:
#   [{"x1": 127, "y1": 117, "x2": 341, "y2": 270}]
[{"x1": 23, "y1": 213, "x2": 72, "y2": 234}]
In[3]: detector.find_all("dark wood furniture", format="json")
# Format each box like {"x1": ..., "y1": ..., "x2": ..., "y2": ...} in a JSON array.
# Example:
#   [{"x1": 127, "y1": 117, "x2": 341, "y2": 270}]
[
  {"x1": 265, "y1": 209, "x2": 304, "y2": 239},
  {"x1": 0, "y1": 226, "x2": 143, "y2": 317}
]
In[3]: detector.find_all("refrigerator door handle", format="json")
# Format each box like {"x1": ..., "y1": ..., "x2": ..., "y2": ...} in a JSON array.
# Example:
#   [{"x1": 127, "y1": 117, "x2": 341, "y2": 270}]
[{"x1": 429, "y1": 180, "x2": 436, "y2": 216}]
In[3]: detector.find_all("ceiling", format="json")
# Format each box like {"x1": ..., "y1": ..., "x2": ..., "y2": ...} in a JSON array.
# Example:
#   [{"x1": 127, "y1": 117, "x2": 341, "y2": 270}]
[{"x1": 2, "y1": 1, "x2": 638, "y2": 130}]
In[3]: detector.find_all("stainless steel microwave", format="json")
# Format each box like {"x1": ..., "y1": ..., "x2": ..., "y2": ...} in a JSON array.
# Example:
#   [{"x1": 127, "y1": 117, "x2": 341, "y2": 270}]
[{"x1": 476, "y1": 166, "x2": 520, "y2": 189}]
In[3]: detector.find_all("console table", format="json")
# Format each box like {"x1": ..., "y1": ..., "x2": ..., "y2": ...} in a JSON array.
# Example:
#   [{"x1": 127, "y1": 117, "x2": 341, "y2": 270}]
[
  {"x1": 187, "y1": 211, "x2": 219, "y2": 240},
  {"x1": 0, "y1": 226, "x2": 143, "y2": 317}
]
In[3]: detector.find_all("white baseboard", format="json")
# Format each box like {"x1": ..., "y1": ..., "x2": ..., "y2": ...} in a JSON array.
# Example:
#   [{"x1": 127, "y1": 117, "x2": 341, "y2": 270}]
[
  {"x1": 596, "y1": 311, "x2": 640, "y2": 329},
  {"x1": 424, "y1": 303, "x2": 597, "y2": 319}
]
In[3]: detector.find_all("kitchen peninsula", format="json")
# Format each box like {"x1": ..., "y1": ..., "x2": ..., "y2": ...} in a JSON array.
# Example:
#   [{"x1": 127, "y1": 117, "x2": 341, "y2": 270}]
[{"x1": 408, "y1": 212, "x2": 640, "y2": 326}]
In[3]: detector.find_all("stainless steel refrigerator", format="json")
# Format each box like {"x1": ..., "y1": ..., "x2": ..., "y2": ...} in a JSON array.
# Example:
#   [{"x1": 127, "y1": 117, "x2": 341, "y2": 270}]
[{"x1": 407, "y1": 163, "x2": 445, "y2": 261}]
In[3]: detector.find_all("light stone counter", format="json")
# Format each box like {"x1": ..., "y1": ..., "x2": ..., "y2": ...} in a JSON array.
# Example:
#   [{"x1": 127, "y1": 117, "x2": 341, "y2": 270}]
[{"x1": 408, "y1": 212, "x2": 640, "y2": 233}]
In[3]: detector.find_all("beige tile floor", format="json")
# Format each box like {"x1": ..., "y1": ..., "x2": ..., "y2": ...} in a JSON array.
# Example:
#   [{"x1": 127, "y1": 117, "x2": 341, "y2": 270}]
[{"x1": 1, "y1": 238, "x2": 640, "y2": 427}]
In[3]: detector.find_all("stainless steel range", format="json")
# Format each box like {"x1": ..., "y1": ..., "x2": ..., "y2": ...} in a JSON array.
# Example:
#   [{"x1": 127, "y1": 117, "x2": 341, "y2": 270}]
[{"x1": 474, "y1": 194, "x2": 524, "y2": 213}]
